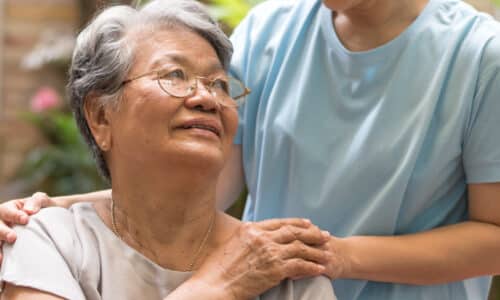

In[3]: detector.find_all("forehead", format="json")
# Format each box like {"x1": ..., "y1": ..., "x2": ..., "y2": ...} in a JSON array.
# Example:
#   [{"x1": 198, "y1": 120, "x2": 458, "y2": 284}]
[{"x1": 130, "y1": 27, "x2": 222, "y2": 73}]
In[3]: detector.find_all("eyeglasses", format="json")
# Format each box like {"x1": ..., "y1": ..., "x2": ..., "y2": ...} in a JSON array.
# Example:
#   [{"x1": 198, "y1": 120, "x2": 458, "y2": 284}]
[{"x1": 122, "y1": 68, "x2": 251, "y2": 108}]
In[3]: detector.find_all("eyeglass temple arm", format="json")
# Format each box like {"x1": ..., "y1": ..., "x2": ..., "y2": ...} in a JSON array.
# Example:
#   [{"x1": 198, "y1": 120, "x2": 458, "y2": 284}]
[{"x1": 233, "y1": 87, "x2": 251, "y2": 100}]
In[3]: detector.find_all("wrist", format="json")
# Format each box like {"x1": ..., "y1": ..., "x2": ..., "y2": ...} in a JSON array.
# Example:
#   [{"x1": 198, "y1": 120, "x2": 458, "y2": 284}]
[
  {"x1": 53, "y1": 195, "x2": 79, "y2": 208},
  {"x1": 334, "y1": 236, "x2": 360, "y2": 279}
]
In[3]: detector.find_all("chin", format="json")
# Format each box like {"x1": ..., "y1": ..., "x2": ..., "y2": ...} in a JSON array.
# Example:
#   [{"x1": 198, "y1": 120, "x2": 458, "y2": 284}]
[{"x1": 174, "y1": 143, "x2": 226, "y2": 169}]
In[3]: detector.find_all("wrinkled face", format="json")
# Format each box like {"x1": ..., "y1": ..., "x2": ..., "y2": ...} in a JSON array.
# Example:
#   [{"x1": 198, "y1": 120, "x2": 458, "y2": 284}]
[{"x1": 105, "y1": 28, "x2": 238, "y2": 175}]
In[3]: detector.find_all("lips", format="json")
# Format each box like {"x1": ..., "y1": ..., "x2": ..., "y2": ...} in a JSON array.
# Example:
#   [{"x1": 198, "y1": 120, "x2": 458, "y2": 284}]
[{"x1": 177, "y1": 118, "x2": 222, "y2": 137}]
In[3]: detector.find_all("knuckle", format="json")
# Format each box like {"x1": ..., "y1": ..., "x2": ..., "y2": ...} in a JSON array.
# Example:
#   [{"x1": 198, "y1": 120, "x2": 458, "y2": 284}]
[
  {"x1": 247, "y1": 231, "x2": 264, "y2": 247},
  {"x1": 32, "y1": 191, "x2": 48, "y2": 198},
  {"x1": 284, "y1": 225, "x2": 298, "y2": 238}
]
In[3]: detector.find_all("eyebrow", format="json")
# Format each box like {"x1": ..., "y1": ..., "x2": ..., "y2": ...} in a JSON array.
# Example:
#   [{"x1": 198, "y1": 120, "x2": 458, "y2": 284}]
[{"x1": 150, "y1": 53, "x2": 224, "y2": 75}]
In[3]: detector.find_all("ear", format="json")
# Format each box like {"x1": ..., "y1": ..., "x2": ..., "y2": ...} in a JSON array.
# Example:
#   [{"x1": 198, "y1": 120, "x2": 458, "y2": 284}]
[{"x1": 84, "y1": 94, "x2": 113, "y2": 152}]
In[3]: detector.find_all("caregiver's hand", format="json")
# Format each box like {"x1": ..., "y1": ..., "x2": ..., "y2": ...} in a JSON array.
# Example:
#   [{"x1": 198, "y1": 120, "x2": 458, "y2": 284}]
[
  {"x1": 0, "y1": 192, "x2": 58, "y2": 261},
  {"x1": 192, "y1": 218, "x2": 332, "y2": 300},
  {"x1": 0, "y1": 189, "x2": 108, "y2": 249},
  {"x1": 0, "y1": 192, "x2": 57, "y2": 235}
]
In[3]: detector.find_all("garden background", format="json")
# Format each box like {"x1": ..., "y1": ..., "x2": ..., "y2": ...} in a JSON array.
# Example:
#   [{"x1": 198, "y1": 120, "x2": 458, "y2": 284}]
[{"x1": 0, "y1": 0, "x2": 498, "y2": 298}]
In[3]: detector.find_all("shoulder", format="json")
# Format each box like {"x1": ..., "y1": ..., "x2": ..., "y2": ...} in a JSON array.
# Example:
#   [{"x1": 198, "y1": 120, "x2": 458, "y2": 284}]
[
  {"x1": 433, "y1": 0, "x2": 500, "y2": 60},
  {"x1": 7, "y1": 203, "x2": 101, "y2": 274},
  {"x1": 18, "y1": 206, "x2": 78, "y2": 241},
  {"x1": 230, "y1": 0, "x2": 324, "y2": 84},
  {"x1": 259, "y1": 276, "x2": 336, "y2": 300},
  {"x1": 231, "y1": 0, "x2": 321, "y2": 45},
  {"x1": 0, "y1": 206, "x2": 88, "y2": 299},
  {"x1": 10, "y1": 206, "x2": 85, "y2": 264}
]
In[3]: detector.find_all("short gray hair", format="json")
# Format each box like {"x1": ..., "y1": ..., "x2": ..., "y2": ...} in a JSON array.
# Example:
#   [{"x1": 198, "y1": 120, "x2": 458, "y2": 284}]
[{"x1": 67, "y1": 0, "x2": 233, "y2": 183}]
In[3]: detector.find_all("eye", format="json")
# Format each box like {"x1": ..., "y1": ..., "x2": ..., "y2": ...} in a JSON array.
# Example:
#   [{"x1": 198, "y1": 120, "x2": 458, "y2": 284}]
[
  {"x1": 211, "y1": 78, "x2": 229, "y2": 94},
  {"x1": 161, "y1": 69, "x2": 186, "y2": 80}
]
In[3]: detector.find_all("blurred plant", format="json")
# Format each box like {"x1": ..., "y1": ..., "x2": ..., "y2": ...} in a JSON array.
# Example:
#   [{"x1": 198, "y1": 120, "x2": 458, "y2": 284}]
[
  {"x1": 15, "y1": 87, "x2": 107, "y2": 196},
  {"x1": 208, "y1": 0, "x2": 263, "y2": 29},
  {"x1": 135, "y1": 0, "x2": 263, "y2": 30},
  {"x1": 21, "y1": 30, "x2": 75, "y2": 73},
  {"x1": 30, "y1": 87, "x2": 62, "y2": 112}
]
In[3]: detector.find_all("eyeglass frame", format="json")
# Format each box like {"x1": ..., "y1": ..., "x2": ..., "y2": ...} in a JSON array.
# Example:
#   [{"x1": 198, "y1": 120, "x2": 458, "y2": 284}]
[{"x1": 121, "y1": 69, "x2": 251, "y2": 107}]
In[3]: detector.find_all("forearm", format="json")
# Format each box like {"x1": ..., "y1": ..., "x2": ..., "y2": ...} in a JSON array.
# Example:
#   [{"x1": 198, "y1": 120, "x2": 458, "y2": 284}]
[
  {"x1": 340, "y1": 221, "x2": 500, "y2": 284},
  {"x1": 54, "y1": 189, "x2": 111, "y2": 208}
]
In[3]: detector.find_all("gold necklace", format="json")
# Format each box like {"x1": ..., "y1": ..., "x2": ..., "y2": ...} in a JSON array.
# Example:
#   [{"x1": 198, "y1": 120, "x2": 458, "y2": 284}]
[{"x1": 110, "y1": 199, "x2": 215, "y2": 272}]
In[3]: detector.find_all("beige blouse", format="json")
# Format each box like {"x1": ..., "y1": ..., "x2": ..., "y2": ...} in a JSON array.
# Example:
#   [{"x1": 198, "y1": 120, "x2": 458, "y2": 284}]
[{"x1": 0, "y1": 203, "x2": 336, "y2": 300}]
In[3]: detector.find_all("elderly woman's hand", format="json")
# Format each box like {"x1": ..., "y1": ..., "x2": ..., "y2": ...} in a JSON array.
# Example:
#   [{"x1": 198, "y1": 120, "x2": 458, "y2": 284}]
[{"x1": 193, "y1": 218, "x2": 332, "y2": 300}]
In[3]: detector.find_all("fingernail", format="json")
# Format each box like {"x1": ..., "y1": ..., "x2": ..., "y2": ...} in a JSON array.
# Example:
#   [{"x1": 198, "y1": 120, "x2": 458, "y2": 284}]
[
  {"x1": 24, "y1": 204, "x2": 34, "y2": 212},
  {"x1": 6, "y1": 232, "x2": 16, "y2": 243},
  {"x1": 303, "y1": 219, "x2": 311, "y2": 225},
  {"x1": 322, "y1": 230, "x2": 330, "y2": 238}
]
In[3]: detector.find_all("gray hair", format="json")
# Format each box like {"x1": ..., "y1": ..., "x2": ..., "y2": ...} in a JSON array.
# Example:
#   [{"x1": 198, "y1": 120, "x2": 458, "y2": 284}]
[{"x1": 67, "y1": 0, "x2": 233, "y2": 183}]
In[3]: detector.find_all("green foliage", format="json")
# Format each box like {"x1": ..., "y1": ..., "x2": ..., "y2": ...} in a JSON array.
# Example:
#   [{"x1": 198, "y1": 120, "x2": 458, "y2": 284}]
[
  {"x1": 16, "y1": 111, "x2": 107, "y2": 196},
  {"x1": 208, "y1": 0, "x2": 262, "y2": 29},
  {"x1": 134, "y1": 0, "x2": 263, "y2": 30},
  {"x1": 493, "y1": 0, "x2": 500, "y2": 7}
]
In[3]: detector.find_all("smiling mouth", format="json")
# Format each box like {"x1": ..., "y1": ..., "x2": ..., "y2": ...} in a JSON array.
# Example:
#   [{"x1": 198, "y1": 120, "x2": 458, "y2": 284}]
[{"x1": 181, "y1": 124, "x2": 221, "y2": 137}]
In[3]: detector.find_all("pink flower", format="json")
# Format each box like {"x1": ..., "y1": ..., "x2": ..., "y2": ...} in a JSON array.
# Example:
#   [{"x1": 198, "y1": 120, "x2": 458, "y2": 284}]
[{"x1": 30, "y1": 86, "x2": 61, "y2": 112}]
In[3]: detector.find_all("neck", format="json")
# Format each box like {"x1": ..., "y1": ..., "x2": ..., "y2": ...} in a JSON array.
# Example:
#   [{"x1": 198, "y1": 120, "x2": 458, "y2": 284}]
[
  {"x1": 108, "y1": 165, "x2": 220, "y2": 270},
  {"x1": 332, "y1": 0, "x2": 428, "y2": 51}
]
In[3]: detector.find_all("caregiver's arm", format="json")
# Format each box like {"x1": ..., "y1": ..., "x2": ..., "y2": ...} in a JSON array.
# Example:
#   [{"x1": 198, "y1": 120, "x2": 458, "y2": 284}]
[{"x1": 331, "y1": 182, "x2": 500, "y2": 284}]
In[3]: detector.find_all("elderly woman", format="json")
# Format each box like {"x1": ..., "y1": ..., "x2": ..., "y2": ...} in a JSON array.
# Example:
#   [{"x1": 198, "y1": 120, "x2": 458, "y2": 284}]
[{"x1": 0, "y1": 1, "x2": 336, "y2": 299}]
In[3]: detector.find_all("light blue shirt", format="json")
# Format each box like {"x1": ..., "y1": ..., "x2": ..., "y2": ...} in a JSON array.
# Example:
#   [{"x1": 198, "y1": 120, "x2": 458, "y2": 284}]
[{"x1": 230, "y1": 0, "x2": 500, "y2": 299}]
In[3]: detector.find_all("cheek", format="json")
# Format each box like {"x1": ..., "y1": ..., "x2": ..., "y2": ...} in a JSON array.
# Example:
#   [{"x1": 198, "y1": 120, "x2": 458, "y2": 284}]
[{"x1": 223, "y1": 108, "x2": 239, "y2": 140}]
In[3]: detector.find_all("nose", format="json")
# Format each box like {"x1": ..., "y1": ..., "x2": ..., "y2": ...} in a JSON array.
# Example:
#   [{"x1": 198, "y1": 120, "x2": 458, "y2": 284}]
[{"x1": 183, "y1": 80, "x2": 219, "y2": 112}]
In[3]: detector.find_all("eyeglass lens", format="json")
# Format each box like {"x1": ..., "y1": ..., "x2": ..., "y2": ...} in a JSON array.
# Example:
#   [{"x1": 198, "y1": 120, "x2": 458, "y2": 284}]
[{"x1": 157, "y1": 70, "x2": 247, "y2": 106}]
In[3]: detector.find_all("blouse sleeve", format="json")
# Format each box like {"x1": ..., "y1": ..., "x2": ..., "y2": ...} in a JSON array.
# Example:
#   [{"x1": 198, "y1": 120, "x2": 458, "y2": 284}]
[
  {"x1": 0, "y1": 207, "x2": 86, "y2": 300},
  {"x1": 463, "y1": 36, "x2": 500, "y2": 183}
]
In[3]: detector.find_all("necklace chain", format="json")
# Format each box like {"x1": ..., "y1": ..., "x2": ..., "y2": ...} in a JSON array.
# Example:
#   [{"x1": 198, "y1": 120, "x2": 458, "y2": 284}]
[{"x1": 110, "y1": 199, "x2": 215, "y2": 272}]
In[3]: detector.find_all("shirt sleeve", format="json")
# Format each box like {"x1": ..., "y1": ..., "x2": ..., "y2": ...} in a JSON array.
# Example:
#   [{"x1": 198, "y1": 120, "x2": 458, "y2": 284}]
[
  {"x1": 0, "y1": 207, "x2": 86, "y2": 300},
  {"x1": 258, "y1": 276, "x2": 337, "y2": 300},
  {"x1": 463, "y1": 36, "x2": 500, "y2": 183}
]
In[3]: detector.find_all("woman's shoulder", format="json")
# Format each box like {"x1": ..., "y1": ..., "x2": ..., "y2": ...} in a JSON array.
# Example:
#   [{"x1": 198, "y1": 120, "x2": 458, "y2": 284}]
[
  {"x1": 232, "y1": 0, "x2": 321, "y2": 41},
  {"x1": 258, "y1": 276, "x2": 336, "y2": 300},
  {"x1": 8, "y1": 202, "x2": 102, "y2": 274},
  {"x1": 1, "y1": 205, "x2": 90, "y2": 299},
  {"x1": 22, "y1": 202, "x2": 95, "y2": 238}
]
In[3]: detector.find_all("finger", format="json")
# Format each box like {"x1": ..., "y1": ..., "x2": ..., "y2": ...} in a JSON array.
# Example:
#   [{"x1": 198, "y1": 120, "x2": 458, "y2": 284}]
[
  {"x1": 253, "y1": 218, "x2": 312, "y2": 231},
  {"x1": 272, "y1": 225, "x2": 330, "y2": 245},
  {"x1": 281, "y1": 241, "x2": 331, "y2": 264},
  {"x1": 0, "y1": 223, "x2": 17, "y2": 244},
  {"x1": 0, "y1": 201, "x2": 29, "y2": 225},
  {"x1": 24, "y1": 192, "x2": 51, "y2": 214},
  {"x1": 282, "y1": 258, "x2": 325, "y2": 280}
]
